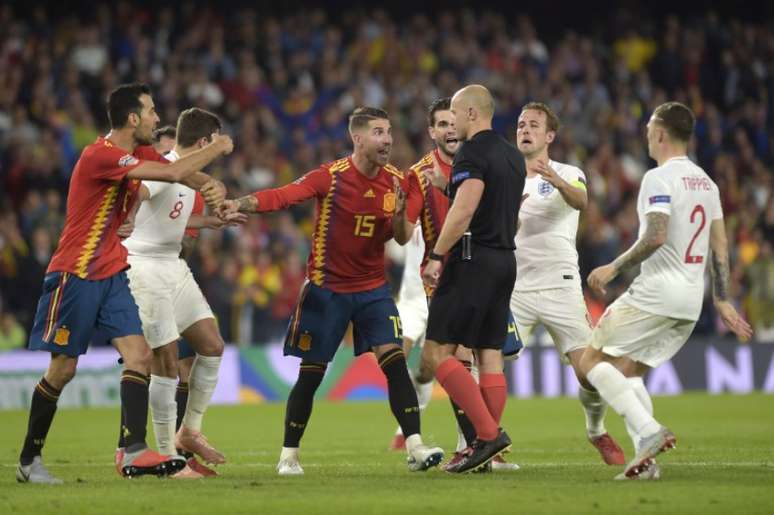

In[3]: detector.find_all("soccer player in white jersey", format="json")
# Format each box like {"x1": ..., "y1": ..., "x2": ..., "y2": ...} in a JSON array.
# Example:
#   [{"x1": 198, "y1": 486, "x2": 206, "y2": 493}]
[
  {"x1": 122, "y1": 108, "x2": 246, "y2": 478},
  {"x1": 511, "y1": 102, "x2": 626, "y2": 466},
  {"x1": 580, "y1": 102, "x2": 752, "y2": 480}
]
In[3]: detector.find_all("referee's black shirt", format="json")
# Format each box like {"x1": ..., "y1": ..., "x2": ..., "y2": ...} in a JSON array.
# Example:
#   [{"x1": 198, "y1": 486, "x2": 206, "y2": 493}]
[{"x1": 448, "y1": 129, "x2": 526, "y2": 250}]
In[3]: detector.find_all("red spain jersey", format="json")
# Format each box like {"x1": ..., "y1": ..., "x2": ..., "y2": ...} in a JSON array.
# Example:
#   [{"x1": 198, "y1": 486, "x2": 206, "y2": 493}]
[
  {"x1": 408, "y1": 149, "x2": 452, "y2": 268},
  {"x1": 254, "y1": 156, "x2": 422, "y2": 293},
  {"x1": 184, "y1": 192, "x2": 206, "y2": 239},
  {"x1": 48, "y1": 137, "x2": 167, "y2": 279}
]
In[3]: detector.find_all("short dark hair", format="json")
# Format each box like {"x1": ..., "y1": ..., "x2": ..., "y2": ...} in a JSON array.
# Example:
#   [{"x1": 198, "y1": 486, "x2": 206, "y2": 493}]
[
  {"x1": 348, "y1": 107, "x2": 389, "y2": 133},
  {"x1": 521, "y1": 102, "x2": 560, "y2": 133},
  {"x1": 153, "y1": 125, "x2": 176, "y2": 143},
  {"x1": 652, "y1": 102, "x2": 695, "y2": 143},
  {"x1": 175, "y1": 108, "x2": 222, "y2": 148},
  {"x1": 428, "y1": 97, "x2": 451, "y2": 126},
  {"x1": 107, "y1": 82, "x2": 151, "y2": 129}
]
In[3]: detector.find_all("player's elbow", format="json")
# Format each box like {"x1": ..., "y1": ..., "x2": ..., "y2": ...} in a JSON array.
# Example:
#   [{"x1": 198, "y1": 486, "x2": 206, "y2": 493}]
[{"x1": 651, "y1": 231, "x2": 667, "y2": 248}]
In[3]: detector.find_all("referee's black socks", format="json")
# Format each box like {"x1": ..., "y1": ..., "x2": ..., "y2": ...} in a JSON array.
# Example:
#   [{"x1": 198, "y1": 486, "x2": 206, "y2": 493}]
[
  {"x1": 379, "y1": 348, "x2": 421, "y2": 438},
  {"x1": 20, "y1": 377, "x2": 61, "y2": 465},
  {"x1": 284, "y1": 363, "x2": 327, "y2": 447}
]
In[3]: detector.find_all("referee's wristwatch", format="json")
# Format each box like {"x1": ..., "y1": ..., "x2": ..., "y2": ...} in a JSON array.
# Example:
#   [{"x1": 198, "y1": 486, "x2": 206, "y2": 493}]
[{"x1": 428, "y1": 251, "x2": 444, "y2": 261}]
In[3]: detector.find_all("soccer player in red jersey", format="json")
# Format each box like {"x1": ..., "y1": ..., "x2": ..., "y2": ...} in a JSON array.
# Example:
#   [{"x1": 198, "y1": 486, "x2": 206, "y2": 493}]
[
  {"x1": 220, "y1": 107, "x2": 445, "y2": 475},
  {"x1": 16, "y1": 83, "x2": 233, "y2": 484}
]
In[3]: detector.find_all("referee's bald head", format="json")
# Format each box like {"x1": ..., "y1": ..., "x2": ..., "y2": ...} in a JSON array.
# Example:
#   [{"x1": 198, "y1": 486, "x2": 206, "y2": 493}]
[{"x1": 451, "y1": 84, "x2": 495, "y2": 140}]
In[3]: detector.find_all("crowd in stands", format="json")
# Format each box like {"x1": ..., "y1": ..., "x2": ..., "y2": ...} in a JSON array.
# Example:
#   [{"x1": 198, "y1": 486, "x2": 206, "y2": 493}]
[{"x1": 1, "y1": 4, "x2": 772, "y2": 349}]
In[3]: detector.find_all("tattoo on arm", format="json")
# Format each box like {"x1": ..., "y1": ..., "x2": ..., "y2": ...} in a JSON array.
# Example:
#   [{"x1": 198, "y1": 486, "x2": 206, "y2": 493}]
[
  {"x1": 710, "y1": 249, "x2": 730, "y2": 301},
  {"x1": 613, "y1": 212, "x2": 669, "y2": 273},
  {"x1": 237, "y1": 195, "x2": 258, "y2": 212}
]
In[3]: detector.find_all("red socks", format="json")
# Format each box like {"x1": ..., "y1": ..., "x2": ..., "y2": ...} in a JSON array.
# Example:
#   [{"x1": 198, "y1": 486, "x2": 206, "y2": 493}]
[
  {"x1": 436, "y1": 358, "x2": 499, "y2": 441},
  {"x1": 479, "y1": 373, "x2": 507, "y2": 425}
]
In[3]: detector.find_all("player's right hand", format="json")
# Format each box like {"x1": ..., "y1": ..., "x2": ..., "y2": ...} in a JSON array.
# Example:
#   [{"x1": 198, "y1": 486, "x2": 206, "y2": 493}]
[
  {"x1": 423, "y1": 153, "x2": 449, "y2": 190},
  {"x1": 212, "y1": 133, "x2": 234, "y2": 155},
  {"x1": 714, "y1": 300, "x2": 753, "y2": 342}
]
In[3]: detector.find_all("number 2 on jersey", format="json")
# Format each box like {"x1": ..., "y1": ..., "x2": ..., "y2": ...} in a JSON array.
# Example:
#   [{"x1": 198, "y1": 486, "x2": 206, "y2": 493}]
[{"x1": 684, "y1": 204, "x2": 706, "y2": 264}]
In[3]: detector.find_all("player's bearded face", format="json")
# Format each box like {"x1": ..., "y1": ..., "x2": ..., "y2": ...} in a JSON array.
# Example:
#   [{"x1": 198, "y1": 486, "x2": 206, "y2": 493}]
[
  {"x1": 134, "y1": 94, "x2": 160, "y2": 146},
  {"x1": 516, "y1": 110, "x2": 550, "y2": 158},
  {"x1": 363, "y1": 120, "x2": 392, "y2": 166},
  {"x1": 430, "y1": 110, "x2": 458, "y2": 157}
]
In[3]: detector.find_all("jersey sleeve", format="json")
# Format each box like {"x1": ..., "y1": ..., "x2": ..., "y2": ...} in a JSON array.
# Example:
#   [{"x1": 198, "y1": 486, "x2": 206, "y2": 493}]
[
  {"x1": 450, "y1": 142, "x2": 486, "y2": 185},
  {"x1": 89, "y1": 144, "x2": 169, "y2": 182},
  {"x1": 184, "y1": 193, "x2": 206, "y2": 239},
  {"x1": 253, "y1": 167, "x2": 331, "y2": 212},
  {"x1": 641, "y1": 172, "x2": 673, "y2": 216},
  {"x1": 143, "y1": 180, "x2": 170, "y2": 199},
  {"x1": 564, "y1": 166, "x2": 588, "y2": 191}
]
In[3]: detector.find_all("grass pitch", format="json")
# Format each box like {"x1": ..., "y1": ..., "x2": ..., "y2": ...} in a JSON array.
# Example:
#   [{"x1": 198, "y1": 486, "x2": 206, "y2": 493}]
[{"x1": 1, "y1": 393, "x2": 773, "y2": 515}]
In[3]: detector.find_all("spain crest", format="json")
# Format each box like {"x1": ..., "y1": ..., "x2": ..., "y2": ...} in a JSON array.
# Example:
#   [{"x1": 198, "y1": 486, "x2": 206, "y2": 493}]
[{"x1": 383, "y1": 192, "x2": 396, "y2": 213}]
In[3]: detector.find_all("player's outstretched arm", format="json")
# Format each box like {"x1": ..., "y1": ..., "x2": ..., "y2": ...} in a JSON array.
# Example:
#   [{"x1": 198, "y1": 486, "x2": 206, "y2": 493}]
[
  {"x1": 588, "y1": 212, "x2": 669, "y2": 295},
  {"x1": 187, "y1": 212, "x2": 248, "y2": 230},
  {"x1": 709, "y1": 219, "x2": 753, "y2": 341},
  {"x1": 127, "y1": 133, "x2": 233, "y2": 183},
  {"x1": 219, "y1": 168, "x2": 331, "y2": 217},
  {"x1": 391, "y1": 177, "x2": 414, "y2": 245}
]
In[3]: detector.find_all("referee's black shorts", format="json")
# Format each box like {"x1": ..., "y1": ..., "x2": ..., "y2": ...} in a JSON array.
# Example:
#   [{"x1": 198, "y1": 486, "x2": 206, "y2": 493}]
[{"x1": 426, "y1": 244, "x2": 516, "y2": 350}]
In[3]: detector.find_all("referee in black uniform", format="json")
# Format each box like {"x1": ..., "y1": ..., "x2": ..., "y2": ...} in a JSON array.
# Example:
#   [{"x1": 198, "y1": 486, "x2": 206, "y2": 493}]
[{"x1": 421, "y1": 84, "x2": 526, "y2": 474}]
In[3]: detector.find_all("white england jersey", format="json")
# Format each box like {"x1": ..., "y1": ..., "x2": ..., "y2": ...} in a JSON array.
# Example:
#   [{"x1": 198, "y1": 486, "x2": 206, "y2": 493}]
[
  {"x1": 398, "y1": 225, "x2": 427, "y2": 305},
  {"x1": 514, "y1": 160, "x2": 585, "y2": 291},
  {"x1": 621, "y1": 156, "x2": 723, "y2": 321},
  {"x1": 122, "y1": 150, "x2": 197, "y2": 259}
]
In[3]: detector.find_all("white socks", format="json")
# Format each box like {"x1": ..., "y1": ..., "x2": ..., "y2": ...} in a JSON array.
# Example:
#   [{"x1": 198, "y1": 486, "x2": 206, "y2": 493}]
[
  {"x1": 280, "y1": 446, "x2": 299, "y2": 461},
  {"x1": 405, "y1": 433, "x2": 424, "y2": 454},
  {"x1": 182, "y1": 355, "x2": 221, "y2": 432},
  {"x1": 578, "y1": 386, "x2": 608, "y2": 438},
  {"x1": 149, "y1": 374, "x2": 178, "y2": 455},
  {"x1": 624, "y1": 376, "x2": 653, "y2": 452},
  {"x1": 586, "y1": 362, "x2": 660, "y2": 439}
]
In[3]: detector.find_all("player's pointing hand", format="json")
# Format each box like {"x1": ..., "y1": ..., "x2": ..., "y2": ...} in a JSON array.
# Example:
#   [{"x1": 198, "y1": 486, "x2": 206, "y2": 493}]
[{"x1": 423, "y1": 153, "x2": 448, "y2": 190}]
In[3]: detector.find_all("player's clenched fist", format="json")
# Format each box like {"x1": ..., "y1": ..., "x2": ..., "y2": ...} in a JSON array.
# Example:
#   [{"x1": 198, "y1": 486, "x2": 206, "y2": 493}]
[
  {"x1": 201, "y1": 178, "x2": 227, "y2": 207},
  {"x1": 212, "y1": 133, "x2": 234, "y2": 155}
]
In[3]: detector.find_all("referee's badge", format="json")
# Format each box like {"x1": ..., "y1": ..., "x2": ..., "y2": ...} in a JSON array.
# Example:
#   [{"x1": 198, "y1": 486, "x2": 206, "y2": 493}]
[{"x1": 537, "y1": 180, "x2": 554, "y2": 197}]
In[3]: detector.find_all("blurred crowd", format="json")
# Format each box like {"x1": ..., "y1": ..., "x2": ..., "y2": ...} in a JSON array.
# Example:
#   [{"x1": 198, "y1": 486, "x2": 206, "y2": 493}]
[{"x1": 1, "y1": 4, "x2": 772, "y2": 349}]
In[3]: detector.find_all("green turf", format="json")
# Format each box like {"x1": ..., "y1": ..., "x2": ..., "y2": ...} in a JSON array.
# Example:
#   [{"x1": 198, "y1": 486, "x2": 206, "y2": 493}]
[{"x1": 1, "y1": 393, "x2": 773, "y2": 514}]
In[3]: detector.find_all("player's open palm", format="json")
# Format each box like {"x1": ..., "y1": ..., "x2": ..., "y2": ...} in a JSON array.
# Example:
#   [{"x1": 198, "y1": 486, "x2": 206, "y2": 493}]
[
  {"x1": 393, "y1": 177, "x2": 406, "y2": 215},
  {"x1": 715, "y1": 300, "x2": 753, "y2": 342},
  {"x1": 534, "y1": 160, "x2": 562, "y2": 187},
  {"x1": 423, "y1": 153, "x2": 448, "y2": 190}
]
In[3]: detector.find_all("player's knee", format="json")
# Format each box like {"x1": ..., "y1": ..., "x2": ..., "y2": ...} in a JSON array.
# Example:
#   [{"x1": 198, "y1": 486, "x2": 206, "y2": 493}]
[
  {"x1": 198, "y1": 336, "x2": 224, "y2": 357},
  {"x1": 47, "y1": 357, "x2": 78, "y2": 387},
  {"x1": 125, "y1": 344, "x2": 153, "y2": 374}
]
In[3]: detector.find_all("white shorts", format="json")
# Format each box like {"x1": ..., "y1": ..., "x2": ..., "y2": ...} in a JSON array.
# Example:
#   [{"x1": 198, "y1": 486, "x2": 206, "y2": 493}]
[
  {"x1": 589, "y1": 298, "x2": 696, "y2": 368},
  {"x1": 127, "y1": 257, "x2": 214, "y2": 349},
  {"x1": 510, "y1": 286, "x2": 592, "y2": 360},
  {"x1": 396, "y1": 290, "x2": 428, "y2": 345}
]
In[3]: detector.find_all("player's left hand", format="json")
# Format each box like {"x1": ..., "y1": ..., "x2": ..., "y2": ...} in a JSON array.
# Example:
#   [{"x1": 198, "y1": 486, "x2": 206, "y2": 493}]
[
  {"x1": 422, "y1": 258, "x2": 442, "y2": 288},
  {"x1": 117, "y1": 216, "x2": 135, "y2": 239},
  {"x1": 216, "y1": 199, "x2": 240, "y2": 219},
  {"x1": 393, "y1": 177, "x2": 406, "y2": 215},
  {"x1": 534, "y1": 160, "x2": 563, "y2": 188},
  {"x1": 202, "y1": 179, "x2": 227, "y2": 207},
  {"x1": 714, "y1": 300, "x2": 754, "y2": 342},
  {"x1": 587, "y1": 264, "x2": 617, "y2": 296}
]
